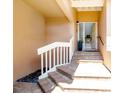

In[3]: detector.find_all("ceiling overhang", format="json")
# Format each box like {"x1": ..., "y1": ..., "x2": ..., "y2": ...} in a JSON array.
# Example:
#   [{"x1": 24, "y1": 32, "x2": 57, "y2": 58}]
[
  {"x1": 77, "y1": 7, "x2": 102, "y2": 11},
  {"x1": 70, "y1": 0, "x2": 104, "y2": 11},
  {"x1": 23, "y1": 0, "x2": 66, "y2": 18}
]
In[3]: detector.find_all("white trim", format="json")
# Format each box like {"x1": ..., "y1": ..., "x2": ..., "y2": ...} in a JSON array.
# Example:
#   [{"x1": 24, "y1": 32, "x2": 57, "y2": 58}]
[
  {"x1": 39, "y1": 73, "x2": 48, "y2": 80},
  {"x1": 78, "y1": 22, "x2": 98, "y2": 51},
  {"x1": 37, "y1": 42, "x2": 70, "y2": 55},
  {"x1": 77, "y1": 23, "x2": 79, "y2": 41},
  {"x1": 83, "y1": 22, "x2": 85, "y2": 50},
  {"x1": 95, "y1": 22, "x2": 98, "y2": 49}
]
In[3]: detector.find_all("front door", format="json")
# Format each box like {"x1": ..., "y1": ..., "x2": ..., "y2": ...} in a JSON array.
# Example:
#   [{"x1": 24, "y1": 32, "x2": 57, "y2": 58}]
[{"x1": 78, "y1": 22, "x2": 98, "y2": 51}]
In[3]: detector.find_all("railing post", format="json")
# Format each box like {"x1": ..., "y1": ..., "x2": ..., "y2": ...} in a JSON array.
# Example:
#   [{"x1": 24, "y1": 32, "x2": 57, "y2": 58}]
[
  {"x1": 69, "y1": 43, "x2": 72, "y2": 63},
  {"x1": 69, "y1": 37, "x2": 74, "y2": 63},
  {"x1": 66, "y1": 47, "x2": 68, "y2": 63}
]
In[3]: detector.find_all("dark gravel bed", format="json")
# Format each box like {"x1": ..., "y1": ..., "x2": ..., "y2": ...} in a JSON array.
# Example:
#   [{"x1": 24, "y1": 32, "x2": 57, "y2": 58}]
[{"x1": 16, "y1": 68, "x2": 48, "y2": 83}]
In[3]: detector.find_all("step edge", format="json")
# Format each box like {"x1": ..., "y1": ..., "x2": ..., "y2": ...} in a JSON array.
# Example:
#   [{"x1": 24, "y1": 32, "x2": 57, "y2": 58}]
[
  {"x1": 77, "y1": 60, "x2": 103, "y2": 62},
  {"x1": 63, "y1": 88, "x2": 111, "y2": 92},
  {"x1": 48, "y1": 73, "x2": 65, "y2": 91},
  {"x1": 57, "y1": 67, "x2": 111, "y2": 80},
  {"x1": 57, "y1": 68, "x2": 73, "y2": 79},
  {"x1": 73, "y1": 76, "x2": 111, "y2": 79},
  {"x1": 37, "y1": 78, "x2": 56, "y2": 93},
  {"x1": 37, "y1": 82, "x2": 45, "y2": 93}
]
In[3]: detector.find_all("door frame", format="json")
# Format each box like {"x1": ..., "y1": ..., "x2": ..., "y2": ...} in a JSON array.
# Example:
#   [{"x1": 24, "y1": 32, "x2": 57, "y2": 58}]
[{"x1": 77, "y1": 22, "x2": 98, "y2": 51}]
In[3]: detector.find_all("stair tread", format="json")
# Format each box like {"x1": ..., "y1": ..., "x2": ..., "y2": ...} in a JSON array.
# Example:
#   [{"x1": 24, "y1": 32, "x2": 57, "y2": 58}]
[
  {"x1": 73, "y1": 56, "x2": 103, "y2": 60},
  {"x1": 38, "y1": 78, "x2": 56, "y2": 93},
  {"x1": 74, "y1": 51, "x2": 101, "y2": 55},
  {"x1": 58, "y1": 63, "x2": 111, "y2": 78},
  {"x1": 32, "y1": 84, "x2": 43, "y2": 93},
  {"x1": 50, "y1": 86, "x2": 64, "y2": 93},
  {"x1": 48, "y1": 71, "x2": 111, "y2": 92},
  {"x1": 73, "y1": 51, "x2": 103, "y2": 61},
  {"x1": 73, "y1": 63, "x2": 111, "y2": 77},
  {"x1": 38, "y1": 51, "x2": 110, "y2": 92},
  {"x1": 49, "y1": 71, "x2": 72, "y2": 84},
  {"x1": 59, "y1": 78, "x2": 111, "y2": 90}
]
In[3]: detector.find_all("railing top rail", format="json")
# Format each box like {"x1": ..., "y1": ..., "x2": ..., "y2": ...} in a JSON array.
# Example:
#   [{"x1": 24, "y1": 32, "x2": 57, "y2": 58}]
[
  {"x1": 98, "y1": 36, "x2": 104, "y2": 46},
  {"x1": 37, "y1": 42, "x2": 70, "y2": 55}
]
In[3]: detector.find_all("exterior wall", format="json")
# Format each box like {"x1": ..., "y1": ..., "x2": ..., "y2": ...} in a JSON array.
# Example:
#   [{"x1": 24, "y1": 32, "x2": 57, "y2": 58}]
[
  {"x1": 46, "y1": 18, "x2": 71, "y2": 44},
  {"x1": 77, "y1": 11, "x2": 100, "y2": 22},
  {"x1": 13, "y1": 0, "x2": 46, "y2": 81},
  {"x1": 13, "y1": 0, "x2": 109, "y2": 82},
  {"x1": 99, "y1": 0, "x2": 111, "y2": 70},
  {"x1": 55, "y1": 0, "x2": 77, "y2": 51}
]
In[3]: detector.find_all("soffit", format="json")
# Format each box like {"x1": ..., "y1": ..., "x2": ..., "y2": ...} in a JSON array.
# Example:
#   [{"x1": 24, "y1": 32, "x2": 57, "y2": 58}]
[
  {"x1": 24, "y1": 0, "x2": 65, "y2": 18},
  {"x1": 70, "y1": 0, "x2": 104, "y2": 11}
]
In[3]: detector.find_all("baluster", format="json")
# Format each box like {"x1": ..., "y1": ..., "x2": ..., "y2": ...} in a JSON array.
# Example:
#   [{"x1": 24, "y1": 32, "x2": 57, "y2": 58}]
[
  {"x1": 66, "y1": 47, "x2": 68, "y2": 63},
  {"x1": 57, "y1": 47, "x2": 59, "y2": 66},
  {"x1": 53, "y1": 48, "x2": 55, "y2": 67},
  {"x1": 45, "y1": 52, "x2": 47, "y2": 72},
  {"x1": 60, "y1": 47, "x2": 62, "y2": 65},
  {"x1": 69, "y1": 46, "x2": 71, "y2": 63},
  {"x1": 41, "y1": 54, "x2": 43, "y2": 75},
  {"x1": 63, "y1": 47, "x2": 65, "y2": 64},
  {"x1": 49, "y1": 50, "x2": 51, "y2": 70}
]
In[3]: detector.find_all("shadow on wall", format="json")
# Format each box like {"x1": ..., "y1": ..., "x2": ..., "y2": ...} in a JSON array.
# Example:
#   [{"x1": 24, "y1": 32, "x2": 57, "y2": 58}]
[
  {"x1": 46, "y1": 18, "x2": 71, "y2": 44},
  {"x1": 30, "y1": 56, "x2": 41, "y2": 71}
]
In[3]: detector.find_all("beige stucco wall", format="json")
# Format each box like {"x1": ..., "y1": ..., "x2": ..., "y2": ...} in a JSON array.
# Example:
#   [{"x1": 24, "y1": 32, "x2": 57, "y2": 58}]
[
  {"x1": 13, "y1": 0, "x2": 46, "y2": 81},
  {"x1": 46, "y1": 18, "x2": 71, "y2": 44},
  {"x1": 99, "y1": 0, "x2": 111, "y2": 70},
  {"x1": 77, "y1": 11, "x2": 100, "y2": 22}
]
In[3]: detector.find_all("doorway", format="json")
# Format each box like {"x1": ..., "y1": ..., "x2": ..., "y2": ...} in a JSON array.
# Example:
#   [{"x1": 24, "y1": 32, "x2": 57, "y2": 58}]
[{"x1": 78, "y1": 22, "x2": 98, "y2": 51}]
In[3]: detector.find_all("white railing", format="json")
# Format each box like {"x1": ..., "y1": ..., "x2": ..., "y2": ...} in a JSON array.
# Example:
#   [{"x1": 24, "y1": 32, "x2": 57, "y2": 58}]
[{"x1": 37, "y1": 37, "x2": 74, "y2": 79}]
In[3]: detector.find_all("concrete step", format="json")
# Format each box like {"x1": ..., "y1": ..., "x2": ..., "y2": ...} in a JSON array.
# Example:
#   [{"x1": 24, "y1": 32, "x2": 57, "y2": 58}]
[
  {"x1": 57, "y1": 63, "x2": 111, "y2": 79},
  {"x1": 57, "y1": 63, "x2": 78, "y2": 79},
  {"x1": 73, "y1": 51, "x2": 103, "y2": 61},
  {"x1": 77, "y1": 60, "x2": 103, "y2": 63},
  {"x1": 73, "y1": 63, "x2": 111, "y2": 78},
  {"x1": 72, "y1": 56, "x2": 103, "y2": 61},
  {"x1": 48, "y1": 71, "x2": 111, "y2": 92},
  {"x1": 48, "y1": 71, "x2": 72, "y2": 86},
  {"x1": 49, "y1": 86, "x2": 64, "y2": 93},
  {"x1": 59, "y1": 78, "x2": 111, "y2": 92},
  {"x1": 74, "y1": 52, "x2": 101, "y2": 56},
  {"x1": 13, "y1": 82, "x2": 43, "y2": 93},
  {"x1": 38, "y1": 78, "x2": 56, "y2": 93}
]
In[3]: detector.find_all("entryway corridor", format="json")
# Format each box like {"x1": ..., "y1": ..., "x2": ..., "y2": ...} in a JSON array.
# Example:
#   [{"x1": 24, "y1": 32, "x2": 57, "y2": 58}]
[{"x1": 14, "y1": 52, "x2": 111, "y2": 93}]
